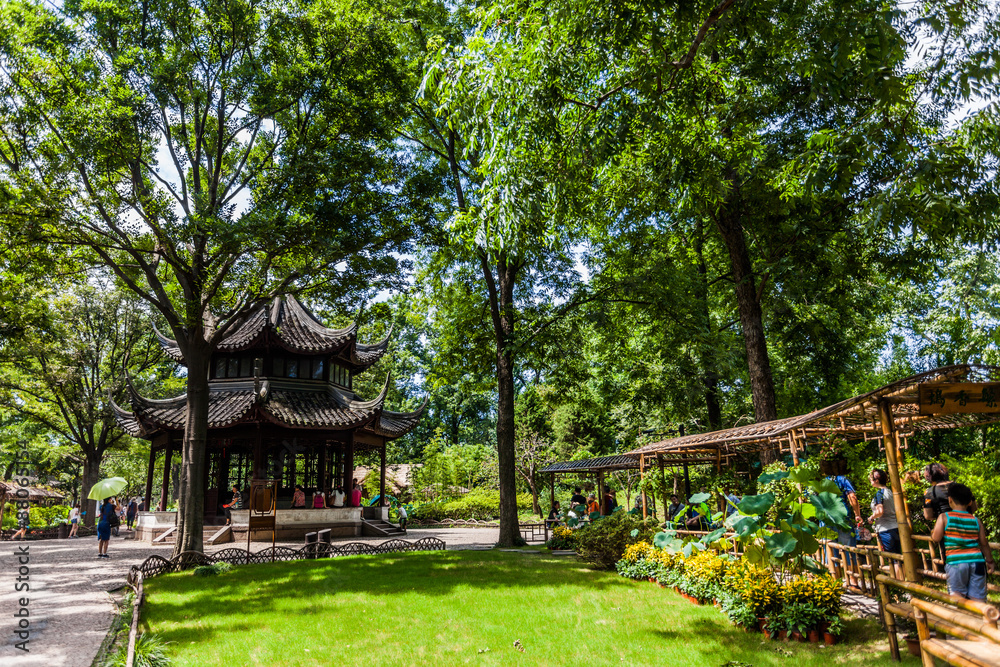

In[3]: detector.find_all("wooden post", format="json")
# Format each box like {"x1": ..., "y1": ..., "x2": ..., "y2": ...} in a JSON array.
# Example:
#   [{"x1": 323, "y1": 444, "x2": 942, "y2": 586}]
[
  {"x1": 876, "y1": 574, "x2": 901, "y2": 661},
  {"x1": 379, "y1": 443, "x2": 387, "y2": 506},
  {"x1": 878, "y1": 399, "x2": 921, "y2": 583},
  {"x1": 318, "y1": 447, "x2": 328, "y2": 492},
  {"x1": 657, "y1": 454, "x2": 668, "y2": 522},
  {"x1": 159, "y1": 439, "x2": 173, "y2": 511},
  {"x1": 344, "y1": 434, "x2": 355, "y2": 503},
  {"x1": 597, "y1": 471, "x2": 605, "y2": 515},
  {"x1": 144, "y1": 447, "x2": 156, "y2": 512},
  {"x1": 682, "y1": 453, "x2": 691, "y2": 500},
  {"x1": 253, "y1": 426, "x2": 263, "y2": 480},
  {"x1": 549, "y1": 473, "x2": 555, "y2": 509},
  {"x1": 639, "y1": 455, "x2": 647, "y2": 520},
  {"x1": 789, "y1": 432, "x2": 800, "y2": 466}
]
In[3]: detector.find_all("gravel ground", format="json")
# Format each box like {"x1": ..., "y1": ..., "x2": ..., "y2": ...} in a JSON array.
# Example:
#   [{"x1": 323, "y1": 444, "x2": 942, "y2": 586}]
[{"x1": 0, "y1": 526, "x2": 499, "y2": 667}]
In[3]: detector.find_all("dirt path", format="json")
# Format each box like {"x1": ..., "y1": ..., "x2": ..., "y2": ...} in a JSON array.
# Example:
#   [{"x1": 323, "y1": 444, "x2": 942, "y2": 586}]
[{"x1": 0, "y1": 527, "x2": 498, "y2": 667}]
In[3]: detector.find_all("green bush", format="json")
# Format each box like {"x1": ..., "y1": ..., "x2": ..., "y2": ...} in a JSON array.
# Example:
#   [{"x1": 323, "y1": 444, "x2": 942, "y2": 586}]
[
  {"x1": 574, "y1": 512, "x2": 657, "y2": 570},
  {"x1": 410, "y1": 489, "x2": 533, "y2": 522},
  {"x1": 1, "y1": 503, "x2": 69, "y2": 529},
  {"x1": 102, "y1": 632, "x2": 171, "y2": 667}
]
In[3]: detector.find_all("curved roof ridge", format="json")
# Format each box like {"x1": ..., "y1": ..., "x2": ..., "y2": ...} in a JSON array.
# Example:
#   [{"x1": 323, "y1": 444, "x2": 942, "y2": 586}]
[
  {"x1": 282, "y1": 294, "x2": 358, "y2": 338},
  {"x1": 152, "y1": 324, "x2": 185, "y2": 363},
  {"x1": 381, "y1": 394, "x2": 429, "y2": 419},
  {"x1": 355, "y1": 324, "x2": 393, "y2": 352},
  {"x1": 348, "y1": 373, "x2": 390, "y2": 410}
]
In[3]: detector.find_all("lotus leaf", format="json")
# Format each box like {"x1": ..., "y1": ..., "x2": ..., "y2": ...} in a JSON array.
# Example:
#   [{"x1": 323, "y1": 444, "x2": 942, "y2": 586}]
[{"x1": 737, "y1": 492, "x2": 775, "y2": 516}]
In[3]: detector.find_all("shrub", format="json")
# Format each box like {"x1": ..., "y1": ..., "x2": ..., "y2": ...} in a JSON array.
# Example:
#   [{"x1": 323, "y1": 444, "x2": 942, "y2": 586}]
[
  {"x1": 545, "y1": 525, "x2": 577, "y2": 550},
  {"x1": 192, "y1": 562, "x2": 233, "y2": 577},
  {"x1": 409, "y1": 489, "x2": 533, "y2": 522},
  {"x1": 574, "y1": 512, "x2": 656, "y2": 570}
]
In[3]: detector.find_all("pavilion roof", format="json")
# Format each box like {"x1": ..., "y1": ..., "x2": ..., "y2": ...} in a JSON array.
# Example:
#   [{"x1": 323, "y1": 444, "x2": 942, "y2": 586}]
[
  {"x1": 630, "y1": 364, "x2": 1000, "y2": 463},
  {"x1": 155, "y1": 295, "x2": 390, "y2": 371},
  {"x1": 111, "y1": 375, "x2": 427, "y2": 441},
  {"x1": 539, "y1": 454, "x2": 639, "y2": 474}
]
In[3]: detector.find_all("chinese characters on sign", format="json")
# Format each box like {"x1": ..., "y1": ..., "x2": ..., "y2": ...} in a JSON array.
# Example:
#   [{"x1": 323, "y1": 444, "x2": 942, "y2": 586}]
[{"x1": 918, "y1": 383, "x2": 1000, "y2": 415}]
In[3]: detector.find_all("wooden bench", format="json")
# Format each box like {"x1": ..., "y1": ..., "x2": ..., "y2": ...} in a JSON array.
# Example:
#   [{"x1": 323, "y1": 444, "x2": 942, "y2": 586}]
[{"x1": 876, "y1": 574, "x2": 1000, "y2": 665}]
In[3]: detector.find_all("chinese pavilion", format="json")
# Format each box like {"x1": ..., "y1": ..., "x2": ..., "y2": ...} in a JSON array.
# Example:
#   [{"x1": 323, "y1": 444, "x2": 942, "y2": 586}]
[{"x1": 112, "y1": 295, "x2": 426, "y2": 527}]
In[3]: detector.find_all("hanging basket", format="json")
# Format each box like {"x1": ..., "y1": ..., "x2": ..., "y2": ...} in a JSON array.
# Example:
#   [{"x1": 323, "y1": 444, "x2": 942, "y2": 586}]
[{"x1": 819, "y1": 458, "x2": 848, "y2": 476}]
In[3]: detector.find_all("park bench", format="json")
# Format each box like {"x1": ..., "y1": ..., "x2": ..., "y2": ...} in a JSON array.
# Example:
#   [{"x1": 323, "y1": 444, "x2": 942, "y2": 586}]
[{"x1": 876, "y1": 573, "x2": 1000, "y2": 665}]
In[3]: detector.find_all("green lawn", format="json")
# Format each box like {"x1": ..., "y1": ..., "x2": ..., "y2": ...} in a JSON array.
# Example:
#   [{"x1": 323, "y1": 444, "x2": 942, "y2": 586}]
[{"x1": 143, "y1": 550, "x2": 919, "y2": 667}]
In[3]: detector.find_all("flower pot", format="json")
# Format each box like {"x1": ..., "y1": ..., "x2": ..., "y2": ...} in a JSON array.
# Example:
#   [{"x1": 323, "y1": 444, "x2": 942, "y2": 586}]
[
  {"x1": 904, "y1": 635, "x2": 921, "y2": 657},
  {"x1": 819, "y1": 458, "x2": 848, "y2": 476},
  {"x1": 758, "y1": 618, "x2": 768, "y2": 632},
  {"x1": 823, "y1": 632, "x2": 836, "y2": 646},
  {"x1": 790, "y1": 631, "x2": 803, "y2": 642},
  {"x1": 648, "y1": 577, "x2": 657, "y2": 583},
  {"x1": 808, "y1": 629, "x2": 820, "y2": 643},
  {"x1": 778, "y1": 630, "x2": 788, "y2": 641},
  {"x1": 763, "y1": 629, "x2": 773, "y2": 640}
]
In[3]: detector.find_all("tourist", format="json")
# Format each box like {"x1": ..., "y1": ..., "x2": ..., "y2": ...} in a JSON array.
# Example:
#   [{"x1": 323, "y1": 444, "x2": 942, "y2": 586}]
[
  {"x1": 97, "y1": 497, "x2": 115, "y2": 558},
  {"x1": 126, "y1": 498, "x2": 138, "y2": 530},
  {"x1": 110, "y1": 499, "x2": 121, "y2": 537},
  {"x1": 922, "y1": 462, "x2": 977, "y2": 520},
  {"x1": 570, "y1": 487, "x2": 587, "y2": 509},
  {"x1": 724, "y1": 488, "x2": 741, "y2": 516},
  {"x1": 667, "y1": 494, "x2": 682, "y2": 523},
  {"x1": 828, "y1": 473, "x2": 864, "y2": 586},
  {"x1": 931, "y1": 483, "x2": 995, "y2": 600},
  {"x1": 331, "y1": 485, "x2": 345, "y2": 508},
  {"x1": 292, "y1": 485, "x2": 306, "y2": 508},
  {"x1": 868, "y1": 469, "x2": 902, "y2": 579},
  {"x1": 312, "y1": 489, "x2": 325, "y2": 508},
  {"x1": 397, "y1": 502, "x2": 408, "y2": 531},
  {"x1": 546, "y1": 501, "x2": 562, "y2": 528},
  {"x1": 12, "y1": 524, "x2": 27, "y2": 540},
  {"x1": 223, "y1": 485, "x2": 241, "y2": 524},
  {"x1": 586, "y1": 494, "x2": 599, "y2": 516},
  {"x1": 351, "y1": 479, "x2": 362, "y2": 507},
  {"x1": 68, "y1": 502, "x2": 80, "y2": 538}
]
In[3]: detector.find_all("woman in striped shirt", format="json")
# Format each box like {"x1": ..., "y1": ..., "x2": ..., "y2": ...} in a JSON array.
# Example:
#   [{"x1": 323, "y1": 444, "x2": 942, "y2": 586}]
[{"x1": 930, "y1": 483, "x2": 995, "y2": 601}]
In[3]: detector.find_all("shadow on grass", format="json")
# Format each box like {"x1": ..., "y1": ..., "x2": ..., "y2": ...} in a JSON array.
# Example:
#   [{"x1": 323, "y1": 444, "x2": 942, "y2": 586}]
[{"x1": 143, "y1": 551, "x2": 629, "y2": 646}]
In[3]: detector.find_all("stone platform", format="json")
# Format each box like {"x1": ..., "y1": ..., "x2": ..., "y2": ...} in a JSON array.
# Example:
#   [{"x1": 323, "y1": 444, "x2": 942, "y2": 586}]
[{"x1": 134, "y1": 507, "x2": 388, "y2": 542}]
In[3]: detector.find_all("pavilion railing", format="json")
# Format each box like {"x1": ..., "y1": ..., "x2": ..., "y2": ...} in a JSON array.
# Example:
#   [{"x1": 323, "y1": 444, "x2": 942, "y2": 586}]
[{"x1": 127, "y1": 537, "x2": 447, "y2": 584}]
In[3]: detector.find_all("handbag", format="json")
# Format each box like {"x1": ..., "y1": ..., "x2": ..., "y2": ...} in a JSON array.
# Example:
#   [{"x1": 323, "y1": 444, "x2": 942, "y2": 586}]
[{"x1": 858, "y1": 526, "x2": 872, "y2": 543}]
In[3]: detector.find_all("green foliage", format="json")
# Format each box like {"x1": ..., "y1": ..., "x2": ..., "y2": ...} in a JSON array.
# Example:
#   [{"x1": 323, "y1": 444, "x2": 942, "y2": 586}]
[
  {"x1": 409, "y1": 489, "x2": 532, "y2": 522},
  {"x1": 574, "y1": 512, "x2": 656, "y2": 570},
  {"x1": 28, "y1": 504, "x2": 69, "y2": 528},
  {"x1": 412, "y1": 429, "x2": 489, "y2": 500},
  {"x1": 192, "y1": 562, "x2": 232, "y2": 577},
  {"x1": 101, "y1": 632, "x2": 171, "y2": 667}
]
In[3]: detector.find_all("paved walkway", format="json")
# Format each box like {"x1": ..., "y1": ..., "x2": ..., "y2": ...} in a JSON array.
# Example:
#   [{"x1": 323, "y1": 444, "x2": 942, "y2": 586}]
[{"x1": 0, "y1": 527, "x2": 499, "y2": 667}]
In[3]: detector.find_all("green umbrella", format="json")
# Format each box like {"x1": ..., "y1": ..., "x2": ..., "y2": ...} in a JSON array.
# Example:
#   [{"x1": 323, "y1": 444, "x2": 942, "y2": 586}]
[{"x1": 87, "y1": 477, "x2": 128, "y2": 501}]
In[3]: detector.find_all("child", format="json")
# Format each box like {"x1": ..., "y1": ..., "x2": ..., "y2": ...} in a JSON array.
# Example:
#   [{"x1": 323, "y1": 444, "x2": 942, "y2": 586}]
[
  {"x1": 397, "y1": 502, "x2": 408, "y2": 532},
  {"x1": 931, "y1": 482, "x2": 996, "y2": 600}
]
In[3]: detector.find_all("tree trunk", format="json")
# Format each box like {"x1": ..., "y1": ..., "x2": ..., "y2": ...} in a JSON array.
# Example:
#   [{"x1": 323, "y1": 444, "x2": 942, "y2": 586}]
[
  {"x1": 694, "y1": 220, "x2": 723, "y2": 431},
  {"x1": 174, "y1": 350, "x2": 210, "y2": 556},
  {"x1": 80, "y1": 457, "x2": 102, "y2": 527},
  {"x1": 715, "y1": 201, "x2": 777, "y2": 430},
  {"x1": 483, "y1": 251, "x2": 522, "y2": 547}
]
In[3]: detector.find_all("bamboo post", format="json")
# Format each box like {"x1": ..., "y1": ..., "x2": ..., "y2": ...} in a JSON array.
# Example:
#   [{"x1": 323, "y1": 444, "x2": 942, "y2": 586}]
[
  {"x1": 878, "y1": 399, "x2": 921, "y2": 582},
  {"x1": 639, "y1": 456, "x2": 647, "y2": 520},
  {"x1": 877, "y1": 575, "x2": 901, "y2": 662},
  {"x1": 657, "y1": 454, "x2": 668, "y2": 523},
  {"x1": 913, "y1": 607, "x2": 934, "y2": 667},
  {"x1": 789, "y1": 432, "x2": 800, "y2": 466}
]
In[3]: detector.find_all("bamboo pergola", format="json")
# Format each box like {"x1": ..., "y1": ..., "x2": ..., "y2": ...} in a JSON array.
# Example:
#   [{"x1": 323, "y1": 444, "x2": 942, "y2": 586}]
[{"x1": 627, "y1": 364, "x2": 1000, "y2": 582}]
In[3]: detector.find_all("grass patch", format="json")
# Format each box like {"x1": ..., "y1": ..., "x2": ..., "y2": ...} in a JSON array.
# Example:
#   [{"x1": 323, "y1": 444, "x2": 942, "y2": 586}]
[{"x1": 143, "y1": 551, "x2": 918, "y2": 666}]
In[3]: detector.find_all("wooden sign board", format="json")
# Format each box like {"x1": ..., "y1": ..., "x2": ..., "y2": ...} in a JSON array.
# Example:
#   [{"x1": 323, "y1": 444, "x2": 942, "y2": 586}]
[
  {"x1": 918, "y1": 382, "x2": 1000, "y2": 415},
  {"x1": 248, "y1": 515, "x2": 276, "y2": 531}
]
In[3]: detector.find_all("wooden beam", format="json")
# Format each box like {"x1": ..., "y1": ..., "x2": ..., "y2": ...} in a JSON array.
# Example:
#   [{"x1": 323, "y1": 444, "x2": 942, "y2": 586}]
[
  {"x1": 878, "y1": 399, "x2": 921, "y2": 582},
  {"x1": 657, "y1": 454, "x2": 668, "y2": 522}
]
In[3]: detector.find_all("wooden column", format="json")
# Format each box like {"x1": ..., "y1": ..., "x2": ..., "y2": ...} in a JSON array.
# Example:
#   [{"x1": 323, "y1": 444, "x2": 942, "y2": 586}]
[
  {"x1": 789, "y1": 432, "x2": 800, "y2": 466},
  {"x1": 682, "y1": 453, "x2": 691, "y2": 500},
  {"x1": 596, "y1": 472, "x2": 603, "y2": 515},
  {"x1": 878, "y1": 399, "x2": 921, "y2": 582},
  {"x1": 639, "y1": 455, "x2": 647, "y2": 520},
  {"x1": 343, "y1": 434, "x2": 355, "y2": 503},
  {"x1": 549, "y1": 473, "x2": 555, "y2": 510},
  {"x1": 159, "y1": 438, "x2": 173, "y2": 511},
  {"x1": 252, "y1": 428, "x2": 263, "y2": 480},
  {"x1": 379, "y1": 442, "x2": 387, "y2": 506},
  {"x1": 144, "y1": 447, "x2": 156, "y2": 512},
  {"x1": 319, "y1": 447, "x2": 328, "y2": 492},
  {"x1": 657, "y1": 454, "x2": 668, "y2": 522}
]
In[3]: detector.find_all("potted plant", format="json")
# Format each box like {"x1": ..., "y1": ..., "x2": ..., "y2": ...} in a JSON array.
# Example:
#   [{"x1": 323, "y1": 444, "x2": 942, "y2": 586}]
[
  {"x1": 823, "y1": 616, "x2": 843, "y2": 645},
  {"x1": 817, "y1": 435, "x2": 849, "y2": 476}
]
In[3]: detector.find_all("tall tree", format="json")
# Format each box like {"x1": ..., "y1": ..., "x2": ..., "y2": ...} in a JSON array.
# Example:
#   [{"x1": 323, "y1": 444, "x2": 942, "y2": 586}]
[
  {"x1": 0, "y1": 0, "x2": 422, "y2": 553},
  {"x1": 0, "y1": 281, "x2": 167, "y2": 524}
]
